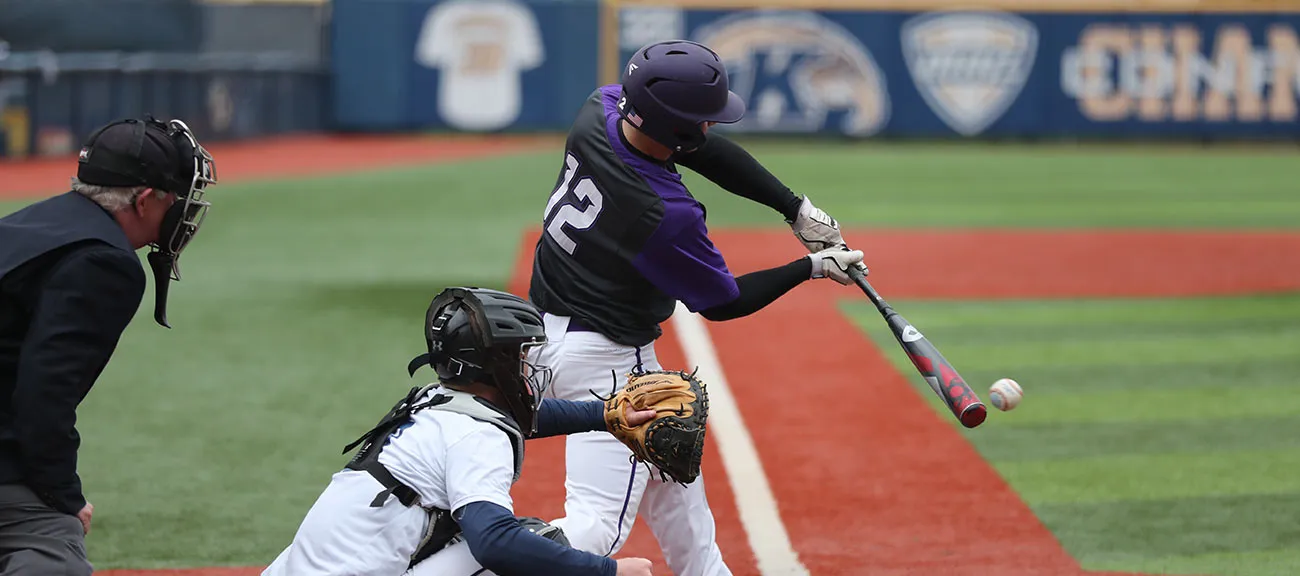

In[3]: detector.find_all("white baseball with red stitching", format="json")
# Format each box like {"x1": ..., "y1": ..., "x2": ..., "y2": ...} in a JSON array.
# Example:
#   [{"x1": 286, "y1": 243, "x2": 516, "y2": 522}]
[{"x1": 989, "y1": 378, "x2": 1023, "y2": 411}]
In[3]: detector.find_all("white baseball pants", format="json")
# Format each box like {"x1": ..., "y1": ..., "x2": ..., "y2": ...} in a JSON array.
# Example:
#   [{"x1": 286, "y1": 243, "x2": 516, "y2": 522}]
[
  {"x1": 404, "y1": 538, "x2": 495, "y2": 576},
  {"x1": 534, "y1": 313, "x2": 732, "y2": 576}
]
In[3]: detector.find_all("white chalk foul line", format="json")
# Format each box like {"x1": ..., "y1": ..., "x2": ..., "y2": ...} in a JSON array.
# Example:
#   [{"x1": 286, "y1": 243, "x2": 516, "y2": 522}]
[{"x1": 671, "y1": 302, "x2": 811, "y2": 576}]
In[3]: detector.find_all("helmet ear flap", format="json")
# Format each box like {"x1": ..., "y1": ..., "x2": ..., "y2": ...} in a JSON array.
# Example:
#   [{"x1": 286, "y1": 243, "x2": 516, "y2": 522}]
[
  {"x1": 672, "y1": 125, "x2": 708, "y2": 151},
  {"x1": 431, "y1": 303, "x2": 484, "y2": 384},
  {"x1": 410, "y1": 290, "x2": 490, "y2": 383},
  {"x1": 618, "y1": 40, "x2": 744, "y2": 152}
]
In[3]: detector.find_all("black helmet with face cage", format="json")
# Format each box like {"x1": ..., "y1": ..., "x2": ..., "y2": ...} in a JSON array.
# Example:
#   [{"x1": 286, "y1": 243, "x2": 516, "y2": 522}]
[
  {"x1": 407, "y1": 287, "x2": 552, "y2": 435},
  {"x1": 76, "y1": 115, "x2": 216, "y2": 328}
]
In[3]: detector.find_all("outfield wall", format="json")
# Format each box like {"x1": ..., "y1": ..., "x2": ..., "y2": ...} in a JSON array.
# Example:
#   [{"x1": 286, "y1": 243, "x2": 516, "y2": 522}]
[
  {"x1": 0, "y1": 52, "x2": 327, "y2": 159},
  {"x1": 331, "y1": 0, "x2": 1300, "y2": 140},
  {"x1": 3, "y1": 0, "x2": 1297, "y2": 160},
  {"x1": 0, "y1": 0, "x2": 329, "y2": 159}
]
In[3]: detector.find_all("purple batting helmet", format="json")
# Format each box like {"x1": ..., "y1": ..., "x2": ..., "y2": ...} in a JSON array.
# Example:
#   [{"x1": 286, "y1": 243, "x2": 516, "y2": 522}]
[{"x1": 617, "y1": 40, "x2": 746, "y2": 153}]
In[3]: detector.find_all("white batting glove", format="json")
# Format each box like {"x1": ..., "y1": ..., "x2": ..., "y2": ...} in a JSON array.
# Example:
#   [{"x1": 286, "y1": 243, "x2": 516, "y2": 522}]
[
  {"x1": 788, "y1": 195, "x2": 846, "y2": 253},
  {"x1": 808, "y1": 247, "x2": 866, "y2": 285}
]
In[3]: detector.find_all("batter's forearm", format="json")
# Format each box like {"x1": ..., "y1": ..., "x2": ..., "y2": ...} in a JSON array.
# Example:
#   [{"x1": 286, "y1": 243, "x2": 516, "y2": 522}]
[
  {"x1": 698, "y1": 257, "x2": 812, "y2": 321},
  {"x1": 532, "y1": 399, "x2": 607, "y2": 438},
  {"x1": 676, "y1": 135, "x2": 802, "y2": 220}
]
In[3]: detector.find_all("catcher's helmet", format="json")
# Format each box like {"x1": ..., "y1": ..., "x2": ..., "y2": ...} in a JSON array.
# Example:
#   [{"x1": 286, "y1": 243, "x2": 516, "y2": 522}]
[
  {"x1": 617, "y1": 40, "x2": 746, "y2": 153},
  {"x1": 407, "y1": 287, "x2": 551, "y2": 435}
]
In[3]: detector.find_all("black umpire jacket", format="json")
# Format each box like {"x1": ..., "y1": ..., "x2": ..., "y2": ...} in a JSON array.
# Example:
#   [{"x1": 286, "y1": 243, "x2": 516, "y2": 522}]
[{"x1": 0, "y1": 191, "x2": 145, "y2": 515}]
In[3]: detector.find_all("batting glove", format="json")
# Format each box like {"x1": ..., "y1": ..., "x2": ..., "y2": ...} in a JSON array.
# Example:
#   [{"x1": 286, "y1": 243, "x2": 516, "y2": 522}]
[
  {"x1": 789, "y1": 195, "x2": 847, "y2": 253},
  {"x1": 808, "y1": 247, "x2": 866, "y2": 285}
]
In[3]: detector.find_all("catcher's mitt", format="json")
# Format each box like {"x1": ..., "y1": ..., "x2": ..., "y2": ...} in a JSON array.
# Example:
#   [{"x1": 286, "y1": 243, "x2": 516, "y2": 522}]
[{"x1": 603, "y1": 369, "x2": 709, "y2": 484}]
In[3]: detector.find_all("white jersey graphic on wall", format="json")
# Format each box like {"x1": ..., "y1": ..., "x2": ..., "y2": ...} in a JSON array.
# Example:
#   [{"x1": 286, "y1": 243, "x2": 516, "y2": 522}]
[
  {"x1": 902, "y1": 11, "x2": 1037, "y2": 136},
  {"x1": 416, "y1": 0, "x2": 544, "y2": 131}
]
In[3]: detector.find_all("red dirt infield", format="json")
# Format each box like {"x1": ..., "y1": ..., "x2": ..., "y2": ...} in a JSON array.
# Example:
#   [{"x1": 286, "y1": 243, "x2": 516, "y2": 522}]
[
  {"x1": 5, "y1": 135, "x2": 1290, "y2": 575},
  {"x1": 498, "y1": 228, "x2": 1300, "y2": 576}
]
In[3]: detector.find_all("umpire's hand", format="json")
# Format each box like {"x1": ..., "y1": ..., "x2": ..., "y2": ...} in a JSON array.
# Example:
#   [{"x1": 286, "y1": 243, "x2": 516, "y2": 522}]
[{"x1": 77, "y1": 503, "x2": 93, "y2": 535}]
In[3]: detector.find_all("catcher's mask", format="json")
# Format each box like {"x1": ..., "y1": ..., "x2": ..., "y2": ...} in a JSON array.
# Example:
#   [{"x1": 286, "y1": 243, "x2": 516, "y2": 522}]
[
  {"x1": 407, "y1": 287, "x2": 552, "y2": 435},
  {"x1": 77, "y1": 116, "x2": 217, "y2": 328}
]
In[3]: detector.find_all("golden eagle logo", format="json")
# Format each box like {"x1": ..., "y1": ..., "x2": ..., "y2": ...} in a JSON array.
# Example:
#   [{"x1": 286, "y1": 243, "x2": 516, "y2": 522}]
[{"x1": 694, "y1": 11, "x2": 890, "y2": 136}]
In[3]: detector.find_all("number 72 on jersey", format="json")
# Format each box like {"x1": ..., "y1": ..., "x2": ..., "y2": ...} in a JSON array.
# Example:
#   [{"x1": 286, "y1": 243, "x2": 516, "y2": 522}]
[{"x1": 542, "y1": 153, "x2": 605, "y2": 255}]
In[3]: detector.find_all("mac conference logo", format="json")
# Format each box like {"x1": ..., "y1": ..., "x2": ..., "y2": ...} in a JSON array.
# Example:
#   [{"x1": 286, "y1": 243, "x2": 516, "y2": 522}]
[
  {"x1": 693, "y1": 11, "x2": 890, "y2": 136},
  {"x1": 902, "y1": 11, "x2": 1037, "y2": 136}
]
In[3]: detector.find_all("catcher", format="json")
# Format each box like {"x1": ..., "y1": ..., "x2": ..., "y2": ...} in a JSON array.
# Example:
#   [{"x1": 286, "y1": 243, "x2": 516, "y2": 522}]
[{"x1": 262, "y1": 287, "x2": 708, "y2": 576}]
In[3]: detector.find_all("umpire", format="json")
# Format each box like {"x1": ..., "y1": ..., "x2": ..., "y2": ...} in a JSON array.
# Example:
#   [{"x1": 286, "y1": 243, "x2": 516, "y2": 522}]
[{"x1": 0, "y1": 116, "x2": 216, "y2": 574}]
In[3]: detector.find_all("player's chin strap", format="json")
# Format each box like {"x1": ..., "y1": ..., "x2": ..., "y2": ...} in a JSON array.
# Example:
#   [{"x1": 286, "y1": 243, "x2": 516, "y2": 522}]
[{"x1": 406, "y1": 352, "x2": 483, "y2": 384}]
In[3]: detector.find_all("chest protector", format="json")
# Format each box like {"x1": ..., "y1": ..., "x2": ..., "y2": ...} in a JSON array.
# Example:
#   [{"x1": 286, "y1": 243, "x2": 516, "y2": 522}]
[{"x1": 340, "y1": 385, "x2": 526, "y2": 568}]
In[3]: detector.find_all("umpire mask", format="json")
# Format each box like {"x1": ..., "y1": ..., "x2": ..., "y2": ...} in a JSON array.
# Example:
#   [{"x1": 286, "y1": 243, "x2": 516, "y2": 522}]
[{"x1": 78, "y1": 117, "x2": 218, "y2": 328}]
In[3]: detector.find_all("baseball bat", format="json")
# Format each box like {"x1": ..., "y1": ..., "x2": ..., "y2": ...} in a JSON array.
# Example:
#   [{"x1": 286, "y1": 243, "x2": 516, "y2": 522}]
[{"x1": 847, "y1": 265, "x2": 987, "y2": 428}]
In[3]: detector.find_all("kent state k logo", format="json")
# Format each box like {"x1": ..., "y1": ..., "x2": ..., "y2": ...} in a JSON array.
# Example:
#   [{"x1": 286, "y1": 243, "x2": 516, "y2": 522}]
[{"x1": 693, "y1": 11, "x2": 890, "y2": 137}]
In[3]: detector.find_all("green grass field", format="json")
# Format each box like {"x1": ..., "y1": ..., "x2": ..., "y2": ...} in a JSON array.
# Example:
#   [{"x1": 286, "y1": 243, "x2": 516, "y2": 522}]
[
  {"x1": 1, "y1": 141, "x2": 1298, "y2": 572},
  {"x1": 849, "y1": 294, "x2": 1300, "y2": 575}
]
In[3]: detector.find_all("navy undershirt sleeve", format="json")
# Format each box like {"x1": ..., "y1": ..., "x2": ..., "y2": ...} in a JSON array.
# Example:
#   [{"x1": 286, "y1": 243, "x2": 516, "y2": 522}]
[
  {"x1": 454, "y1": 501, "x2": 617, "y2": 576},
  {"x1": 533, "y1": 399, "x2": 606, "y2": 439},
  {"x1": 699, "y1": 257, "x2": 813, "y2": 322},
  {"x1": 675, "y1": 134, "x2": 803, "y2": 221}
]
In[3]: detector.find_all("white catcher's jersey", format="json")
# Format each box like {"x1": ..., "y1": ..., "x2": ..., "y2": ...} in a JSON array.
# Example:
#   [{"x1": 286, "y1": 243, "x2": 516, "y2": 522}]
[
  {"x1": 263, "y1": 387, "x2": 516, "y2": 576},
  {"x1": 379, "y1": 386, "x2": 516, "y2": 513}
]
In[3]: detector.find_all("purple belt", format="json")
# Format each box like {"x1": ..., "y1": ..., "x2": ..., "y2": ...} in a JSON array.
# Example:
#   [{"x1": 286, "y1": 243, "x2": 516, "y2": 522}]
[{"x1": 567, "y1": 317, "x2": 596, "y2": 333}]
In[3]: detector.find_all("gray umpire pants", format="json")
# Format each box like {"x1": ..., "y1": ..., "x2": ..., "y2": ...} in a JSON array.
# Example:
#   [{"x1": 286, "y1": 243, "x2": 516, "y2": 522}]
[{"x1": 0, "y1": 484, "x2": 93, "y2": 575}]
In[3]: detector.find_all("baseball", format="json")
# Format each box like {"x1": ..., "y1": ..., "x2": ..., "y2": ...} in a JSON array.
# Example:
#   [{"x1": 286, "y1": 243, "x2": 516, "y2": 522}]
[{"x1": 989, "y1": 378, "x2": 1023, "y2": 411}]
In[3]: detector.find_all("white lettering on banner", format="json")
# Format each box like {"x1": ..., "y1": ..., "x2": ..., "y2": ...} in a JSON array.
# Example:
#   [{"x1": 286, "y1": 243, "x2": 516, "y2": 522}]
[
  {"x1": 902, "y1": 11, "x2": 1038, "y2": 136},
  {"x1": 1061, "y1": 23, "x2": 1300, "y2": 122},
  {"x1": 620, "y1": 7, "x2": 685, "y2": 51},
  {"x1": 693, "y1": 11, "x2": 890, "y2": 136},
  {"x1": 415, "y1": 0, "x2": 544, "y2": 131}
]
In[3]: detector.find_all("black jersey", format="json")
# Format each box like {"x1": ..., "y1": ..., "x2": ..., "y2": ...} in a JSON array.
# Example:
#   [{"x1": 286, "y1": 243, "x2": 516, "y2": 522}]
[{"x1": 528, "y1": 85, "x2": 740, "y2": 347}]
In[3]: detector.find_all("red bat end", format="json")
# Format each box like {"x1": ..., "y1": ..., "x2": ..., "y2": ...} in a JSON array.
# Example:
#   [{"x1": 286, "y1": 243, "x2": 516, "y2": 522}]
[
  {"x1": 959, "y1": 403, "x2": 987, "y2": 428},
  {"x1": 907, "y1": 350, "x2": 987, "y2": 428}
]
